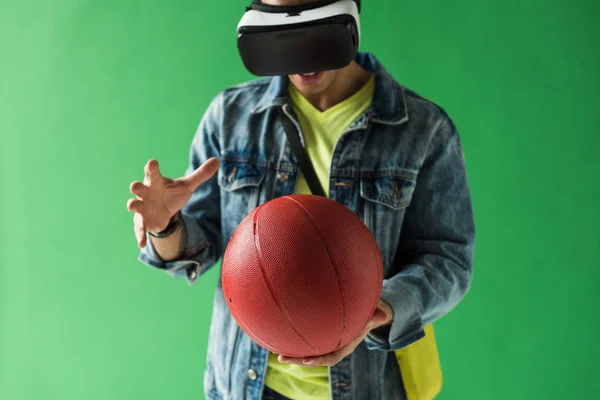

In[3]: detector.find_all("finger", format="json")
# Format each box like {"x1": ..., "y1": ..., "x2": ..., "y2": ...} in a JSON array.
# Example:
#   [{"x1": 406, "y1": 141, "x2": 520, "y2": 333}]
[
  {"x1": 308, "y1": 330, "x2": 366, "y2": 366},
  {"x1": 181, "y1": 157, "x2": 220, "y2": 191},
  {"x1": 376, "y1": 299, "x2": 394, "y2": 323},
  {"x1": 127, "y1": 198, "x2": 143, "y2": 213},
  {"x1": 129, "y1": 181, "x2": 148, "y2": 198},
  {"x1": 144, "y1": 159, "x2": 161, "y2": 184},
  {"x1": 134, "y1": 213, "x2": 147, "y2": 248},
  {"x1": 278, "y1": 355, "x2": 306, "y2": 366},
  {"x1": 303, "y1": 350, "x2": 345, "y2": 367},
  {"x1": 369, "y1": 306, "x2": 391, "y2": 328},
  {"x1": 139, "y1": 230, "x2": 147, "y2": 248}
]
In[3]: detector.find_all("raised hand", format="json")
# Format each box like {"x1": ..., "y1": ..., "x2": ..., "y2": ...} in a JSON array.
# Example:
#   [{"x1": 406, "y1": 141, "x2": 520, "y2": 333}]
[{"x1": 127, "y1": 157, "x2": 220, "y2": 248}]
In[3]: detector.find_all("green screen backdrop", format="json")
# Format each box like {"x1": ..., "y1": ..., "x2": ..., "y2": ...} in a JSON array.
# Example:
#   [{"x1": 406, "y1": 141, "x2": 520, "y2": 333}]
[{"x1": 2, "y1": 0, "x2": 599, "y2": 399}]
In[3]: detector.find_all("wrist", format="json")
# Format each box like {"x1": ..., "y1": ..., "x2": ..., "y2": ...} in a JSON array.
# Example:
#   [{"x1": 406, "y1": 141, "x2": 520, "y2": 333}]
[{"x1": 148, "y1": 211, "x2": 182, "y2": 238}]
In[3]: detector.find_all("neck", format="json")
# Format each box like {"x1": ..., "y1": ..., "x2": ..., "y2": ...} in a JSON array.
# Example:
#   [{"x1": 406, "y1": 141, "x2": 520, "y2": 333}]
[{"x1": 303, "y1": 62, "x2": 372, "y2": 111}]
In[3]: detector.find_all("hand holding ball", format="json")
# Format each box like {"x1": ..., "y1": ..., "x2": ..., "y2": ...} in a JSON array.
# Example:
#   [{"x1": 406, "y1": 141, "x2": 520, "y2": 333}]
[{"x1": 222, "y1": 195, "x2": 383, "y2": 358}]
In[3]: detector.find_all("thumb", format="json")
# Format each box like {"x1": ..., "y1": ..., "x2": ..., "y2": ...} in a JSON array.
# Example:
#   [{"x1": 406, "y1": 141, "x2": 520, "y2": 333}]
[
  {"x1": 367, "y1": 306, "x2": 391, "y2": 329},
  {"x1": 182, "y1": 157, "x2": 220, "y2": 191}
]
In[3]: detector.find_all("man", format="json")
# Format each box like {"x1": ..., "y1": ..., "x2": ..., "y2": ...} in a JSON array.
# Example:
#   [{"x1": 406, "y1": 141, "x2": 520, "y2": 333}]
[{"x1": 127, "y1": 0, "x2": 475, "y2": 398}]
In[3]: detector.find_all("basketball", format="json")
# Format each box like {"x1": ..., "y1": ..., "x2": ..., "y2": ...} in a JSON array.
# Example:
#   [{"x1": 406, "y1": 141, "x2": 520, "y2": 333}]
[{"x1": 222, "y1": 194, "x2": 383, "y2": 358}]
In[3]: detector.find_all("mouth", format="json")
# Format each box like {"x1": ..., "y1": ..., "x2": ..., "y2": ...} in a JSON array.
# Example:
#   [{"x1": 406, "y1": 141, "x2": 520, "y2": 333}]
[{"x1": 294, "y1": 71, "x2": 324, "y2": 84}]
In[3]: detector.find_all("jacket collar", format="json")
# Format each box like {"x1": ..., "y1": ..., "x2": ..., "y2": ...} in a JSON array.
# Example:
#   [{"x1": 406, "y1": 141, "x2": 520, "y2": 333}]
[{"x1": 251, "y1": 52, "x2": 408, "y2": 125}]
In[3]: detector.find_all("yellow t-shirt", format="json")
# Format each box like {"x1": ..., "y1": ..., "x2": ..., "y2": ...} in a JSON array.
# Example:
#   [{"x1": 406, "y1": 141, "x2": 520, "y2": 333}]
[{"x1": 263, "y1": 76, "x2": 375, "y2": 400}]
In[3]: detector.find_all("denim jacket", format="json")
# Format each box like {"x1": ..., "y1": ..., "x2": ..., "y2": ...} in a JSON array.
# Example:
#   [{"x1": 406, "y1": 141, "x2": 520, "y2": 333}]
[{"x1": 138, "y1": 53, "x2": 475, "y2": 400}]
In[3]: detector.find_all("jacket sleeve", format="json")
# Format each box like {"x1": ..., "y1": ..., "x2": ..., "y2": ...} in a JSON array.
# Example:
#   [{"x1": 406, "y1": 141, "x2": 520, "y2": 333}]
[
  {"x1": 365, "y1": 119, "x2": 475, "y2": 350},
  {"x1": 137, "y1": 94, "x2": 223, "y2": 285}
]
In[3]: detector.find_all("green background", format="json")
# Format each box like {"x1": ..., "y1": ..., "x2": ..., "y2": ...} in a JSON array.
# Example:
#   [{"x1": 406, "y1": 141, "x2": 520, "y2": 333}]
[{"x1": 2, "y1": 0, "x2": 599, "y2": 399}]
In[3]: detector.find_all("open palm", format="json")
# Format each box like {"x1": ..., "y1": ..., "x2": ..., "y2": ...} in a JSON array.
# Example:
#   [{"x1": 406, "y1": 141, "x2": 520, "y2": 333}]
[{"x1": 127, "y1": 158, "x2": 220, "y2": 247}]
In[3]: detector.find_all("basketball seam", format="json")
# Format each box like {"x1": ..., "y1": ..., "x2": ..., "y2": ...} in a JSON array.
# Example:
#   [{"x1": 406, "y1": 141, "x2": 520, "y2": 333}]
[
  {"x1": 229, "y1": 294, "x2": 296, "y2": 356},
  {"x1": 229, "y1": 298, "x2": 294, "y2": 356},
  {"x1": 284, "y1": 196, "x2": 347, "y2": 347},
  {"x1": 222, "y1": 210, "x2": 289, "y2": 354},
  {"x1": 253, "y1": 202, "x2": 319, "y2": 354}
]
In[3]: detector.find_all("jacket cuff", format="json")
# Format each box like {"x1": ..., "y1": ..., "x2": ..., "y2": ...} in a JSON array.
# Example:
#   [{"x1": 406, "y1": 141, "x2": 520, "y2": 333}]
[
  {"x1": 365, "y1": 277, "x2": 425, "y2": 351},
  {"x1": 137, "y1": 213, "x2": 211, "y2": 285}
]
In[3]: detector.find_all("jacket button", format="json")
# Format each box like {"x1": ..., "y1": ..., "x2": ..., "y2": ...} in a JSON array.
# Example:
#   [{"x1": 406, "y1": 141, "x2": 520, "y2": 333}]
[
  {"x1": 248, "y1": 369, "x2": 258, "y2": 380},
  {"x1": 277, "y1": 172, "x2": 289, "y2": 182},
  {"x1": 187, "y1": 267, "x2": 197, "y2": 282},
  {"x1": 228, "y1": 166, "x2": 237, "y2": 183}
]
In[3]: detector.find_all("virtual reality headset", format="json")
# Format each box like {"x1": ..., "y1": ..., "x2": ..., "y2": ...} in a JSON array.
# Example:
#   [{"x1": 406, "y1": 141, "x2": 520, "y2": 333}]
[{"x1": 237, "y1": 0, "x2": 361, "y2": 76}]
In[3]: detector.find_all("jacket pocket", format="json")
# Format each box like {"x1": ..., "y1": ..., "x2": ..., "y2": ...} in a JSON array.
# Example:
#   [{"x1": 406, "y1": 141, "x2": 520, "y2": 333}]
[
  {"x1": 360, "y1": 171, "x2": 417, "y2": 210},
  {"x1": 218, "y1": 159, "x2": 265, "y2": 237},
  {"x1": 218, "y1": 159, "x2": 264, "y2": 192},
  {"x1": 359, "y1": 170, "x2": 417, "y2": 267}
]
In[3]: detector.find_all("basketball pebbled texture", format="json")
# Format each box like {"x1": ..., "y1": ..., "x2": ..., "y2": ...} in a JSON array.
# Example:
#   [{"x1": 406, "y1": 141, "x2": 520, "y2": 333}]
[{"x1": 222, "y1": 194, "x2": 383, "y2": 358}]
